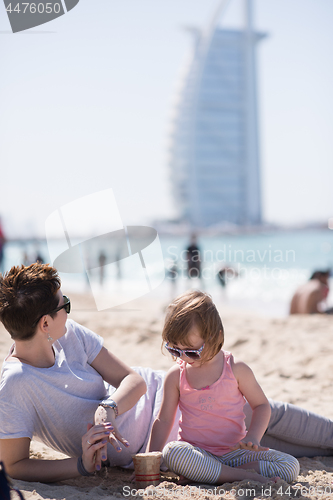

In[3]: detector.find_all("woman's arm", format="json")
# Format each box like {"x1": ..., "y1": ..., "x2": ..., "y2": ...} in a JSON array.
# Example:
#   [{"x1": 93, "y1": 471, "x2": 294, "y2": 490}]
[
  {"x1": 0, "y1": 422, "x2": 111, "y2": 482},
  {"x1": 147, "y1": 365, "x2": 180, "y2": 452},
  {"x1": 90, "y1": 346, "x2": 147, "y2": 416},
  {"x1": 0, "y1": 348, "x2": 146, "y2": 481},
  {"x1": 232, "y1": 360, "x2": 271, "y2": 450},
  {"x1": 90, "y1": 346, "x2": 147, "y2": 469}
]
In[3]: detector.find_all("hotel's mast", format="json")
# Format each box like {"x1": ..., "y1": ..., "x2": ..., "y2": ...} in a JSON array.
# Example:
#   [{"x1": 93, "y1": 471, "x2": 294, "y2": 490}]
[{"x1": 244, "y1": 0, "x2": 262, "y2": 224}]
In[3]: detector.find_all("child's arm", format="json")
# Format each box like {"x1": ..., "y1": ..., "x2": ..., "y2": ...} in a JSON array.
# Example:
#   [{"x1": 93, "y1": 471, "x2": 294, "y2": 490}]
[
  {"x1": 147, "y1": 365, "x2": 180, "y2": 452},
  {"x1": 232, "y1": 360, "x2": 271, "y2": 451}
]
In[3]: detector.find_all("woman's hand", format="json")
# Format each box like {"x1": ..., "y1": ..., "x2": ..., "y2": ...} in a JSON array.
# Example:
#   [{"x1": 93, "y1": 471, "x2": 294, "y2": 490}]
[{"x1": 81, "y1": 422, "x2": 114, "y2": 473}]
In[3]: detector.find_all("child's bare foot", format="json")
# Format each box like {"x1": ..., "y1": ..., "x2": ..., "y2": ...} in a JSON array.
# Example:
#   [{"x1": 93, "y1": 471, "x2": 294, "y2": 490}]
[
  {"x1": 177, "y1": 470, "x2": 280, "y2": 486},
  {"x1": 217, "y1": 466, "x2": 279, "y2": 485},
  {"x1": 252, "y1": 474, "x2": 280, "y2": 484},
  {"x1": 178, "y1": 475, "x2": 191, "y2": 485}
]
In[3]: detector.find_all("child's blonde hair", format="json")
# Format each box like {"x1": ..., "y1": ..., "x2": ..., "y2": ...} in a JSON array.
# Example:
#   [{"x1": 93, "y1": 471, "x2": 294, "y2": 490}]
[{"x1": 162, "y1": 290, "x2": 224, "y2": 364}]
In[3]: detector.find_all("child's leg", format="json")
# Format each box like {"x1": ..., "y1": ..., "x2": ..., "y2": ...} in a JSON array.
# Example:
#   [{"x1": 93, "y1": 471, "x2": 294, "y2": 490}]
[
  {"x1": 219, "y1": 449, "x2": 300, "y2": 483},
  {"x1": 162, "y1": 441, "x2": 222, "y2": 483},
  {"x1": 163, "y1": 441, "x2": 272, "y2": 484}
]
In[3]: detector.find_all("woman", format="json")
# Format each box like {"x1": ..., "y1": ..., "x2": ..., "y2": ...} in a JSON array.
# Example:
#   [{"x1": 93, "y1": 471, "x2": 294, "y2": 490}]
[
  {"x1": 0, "y1": 264, "x2": 332, "y2": 482},
  {"x1": 0, "y1": 263, "x2": 149, "y2": 481}
]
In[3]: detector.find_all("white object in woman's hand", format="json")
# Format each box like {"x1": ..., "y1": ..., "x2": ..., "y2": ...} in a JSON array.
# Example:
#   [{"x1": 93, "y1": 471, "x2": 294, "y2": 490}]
[{"x1": 93, "y1": 405, "x2": 130, "y2": 471}]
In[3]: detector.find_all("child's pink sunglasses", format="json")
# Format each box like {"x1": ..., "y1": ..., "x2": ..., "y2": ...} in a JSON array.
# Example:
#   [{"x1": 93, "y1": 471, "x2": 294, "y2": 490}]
[{"x1": 165, "y1": 342, "x2": 205, "y2": 360}]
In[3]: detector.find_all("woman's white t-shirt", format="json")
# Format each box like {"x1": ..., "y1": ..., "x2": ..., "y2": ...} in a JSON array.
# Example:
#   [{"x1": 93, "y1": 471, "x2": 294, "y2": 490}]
[{"x1": 0, "y1": 320, "x2": 174, "y2": 466}]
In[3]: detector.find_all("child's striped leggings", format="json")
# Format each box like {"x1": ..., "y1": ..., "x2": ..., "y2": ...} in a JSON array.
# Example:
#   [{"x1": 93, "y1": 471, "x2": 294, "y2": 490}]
[{"x1": 163, "y1": 441, "x2": 300, "y2": 483}]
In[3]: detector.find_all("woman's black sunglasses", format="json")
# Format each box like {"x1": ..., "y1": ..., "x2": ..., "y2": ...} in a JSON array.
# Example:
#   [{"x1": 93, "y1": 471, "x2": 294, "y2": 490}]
[{"x1": 32, "y1": 295, "x2": 71, "y2": 328}]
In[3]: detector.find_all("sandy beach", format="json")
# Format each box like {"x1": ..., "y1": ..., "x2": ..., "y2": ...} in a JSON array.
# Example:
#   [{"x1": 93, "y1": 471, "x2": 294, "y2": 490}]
[{"x1": 1, "y1": 289, "x2": 333, "y2": 500}]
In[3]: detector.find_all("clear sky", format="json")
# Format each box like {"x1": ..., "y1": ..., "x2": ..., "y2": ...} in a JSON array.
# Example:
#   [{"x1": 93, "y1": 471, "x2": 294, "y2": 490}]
[{"x1": 0, "y1": 0, "x2": 332, "y2": 237}]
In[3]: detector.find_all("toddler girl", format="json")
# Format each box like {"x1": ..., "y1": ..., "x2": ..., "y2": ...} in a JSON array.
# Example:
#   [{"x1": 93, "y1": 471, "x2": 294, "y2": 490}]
[{"x1": 148, "y1": 290, "x2": 299, "y2": 484}]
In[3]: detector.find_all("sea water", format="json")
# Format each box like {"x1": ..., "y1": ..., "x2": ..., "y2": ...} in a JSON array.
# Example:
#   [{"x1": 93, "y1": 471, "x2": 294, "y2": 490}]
[{"x1": 2, "y1": 229, "x2": 333, "y2": 317}]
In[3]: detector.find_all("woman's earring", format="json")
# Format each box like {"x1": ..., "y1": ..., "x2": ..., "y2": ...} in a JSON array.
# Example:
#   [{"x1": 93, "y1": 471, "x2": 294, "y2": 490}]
[{"x1": 47, "y1": 334, "x2": 54, "y2": 342}]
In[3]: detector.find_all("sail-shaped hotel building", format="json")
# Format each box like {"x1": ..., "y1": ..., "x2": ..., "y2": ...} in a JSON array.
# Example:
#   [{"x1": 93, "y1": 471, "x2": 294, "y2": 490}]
[{"x1": 169, "y1": 0, "x2": 265, "y2": 228}]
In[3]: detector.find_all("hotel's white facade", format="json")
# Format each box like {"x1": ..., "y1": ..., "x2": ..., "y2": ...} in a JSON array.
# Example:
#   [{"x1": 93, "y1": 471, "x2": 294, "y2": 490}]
[{"x1": 169, "y1": 0, "x2": 264, "y2": 228}]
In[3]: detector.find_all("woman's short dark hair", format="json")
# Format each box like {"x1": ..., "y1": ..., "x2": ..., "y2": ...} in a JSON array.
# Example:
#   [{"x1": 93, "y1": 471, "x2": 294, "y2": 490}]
[{"x1": 0, "y1": 263, "x2": 61, "y2": 341}]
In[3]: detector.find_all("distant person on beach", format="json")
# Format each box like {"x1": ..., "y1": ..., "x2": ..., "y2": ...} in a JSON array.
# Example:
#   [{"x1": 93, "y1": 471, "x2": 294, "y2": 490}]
[
  {"x1": 98, "y1": 251, "x2": 107, "y2": 285},
  {"x1": 0, "y1": 217, "x2": 6, "y2": 274},
  {"x1": 290, "y1": 270, "x2": 333, "y2": 314},
  {"x1": 115, "y1": 250, "x2": 122, "y2": 280},
  {"x1": 167, "y1": 259, "x2": 178, "y2": 283},
  {"x1": 216, "y1": 266, "x2": 238, "y2": 288},
  {"x1": 35, "y1": 251, "x2": 44, "y2": 264},
  {"x1": 22, "y1": 249, "x2": 44, "y2": 266},
  {"x1": 1, "y1": 264, "x2": 333, "y2": 484},
  {"x1": 186, "y1": 234, "x2": 201, "y2": 279},
  {"x1": 22, "y1": 250, "x2": 30, "y2": 266},
  {"x1": 148, "y1": 290, "x2": 300, "y2": 484},
  {"x1": 166, "y1": 259, "x2": 179, "y2": 299}
]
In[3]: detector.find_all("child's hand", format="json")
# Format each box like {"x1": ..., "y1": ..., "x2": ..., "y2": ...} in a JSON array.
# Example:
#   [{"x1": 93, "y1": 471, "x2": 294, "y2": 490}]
[
  {"x1": 231, "y1": 441, "x2": 269, "y2": 451},
  {"x1": 230, "y1": 434, "x2": 269, "y2": 452}
]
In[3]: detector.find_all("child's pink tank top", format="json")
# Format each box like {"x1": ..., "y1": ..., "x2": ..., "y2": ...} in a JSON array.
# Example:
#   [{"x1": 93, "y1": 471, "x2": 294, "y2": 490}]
[{"x1": 178, "y1": 350, "x2": 246, "y2": 455}]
